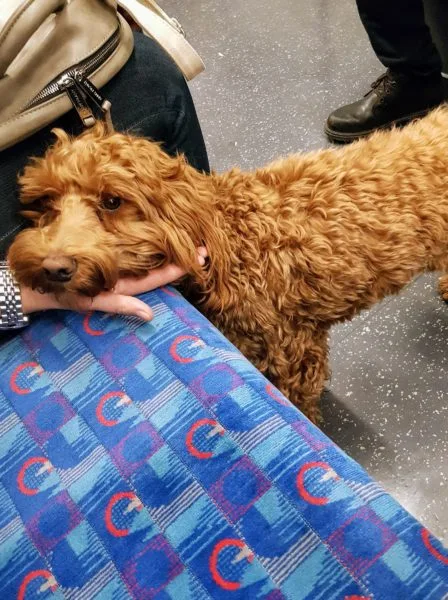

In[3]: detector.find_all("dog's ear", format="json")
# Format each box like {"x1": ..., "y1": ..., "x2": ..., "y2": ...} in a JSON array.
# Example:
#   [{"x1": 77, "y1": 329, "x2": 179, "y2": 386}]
[{"x1": 126, "y1": 139, "x2": 222, "y2": 282}]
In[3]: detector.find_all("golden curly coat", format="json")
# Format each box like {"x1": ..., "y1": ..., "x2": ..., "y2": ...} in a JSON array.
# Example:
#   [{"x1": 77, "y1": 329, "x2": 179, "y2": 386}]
[{"x1": 8, "y1": 107, "x2": 448, "y2": 422}]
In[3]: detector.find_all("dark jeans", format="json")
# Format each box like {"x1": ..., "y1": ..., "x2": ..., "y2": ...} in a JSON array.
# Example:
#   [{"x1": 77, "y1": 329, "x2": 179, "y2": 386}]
[
  {"x1": 356, "y1": 0, "x2": 442, "y2": 77},
  {"x1": 0, "y1": 32, "x2": 209, "y2": 257}
]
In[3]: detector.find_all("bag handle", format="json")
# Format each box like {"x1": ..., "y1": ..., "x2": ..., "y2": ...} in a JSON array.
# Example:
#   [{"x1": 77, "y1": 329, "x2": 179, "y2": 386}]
[
  {"x1": 136, "y1": 0, "x2": 185, "y2": 36},
  {"x1": 0, "y1": 0, "x2": 67, "y2": 77},
  {"x1": 117, "y1": 0, "x2": 204, "y2": 80}
]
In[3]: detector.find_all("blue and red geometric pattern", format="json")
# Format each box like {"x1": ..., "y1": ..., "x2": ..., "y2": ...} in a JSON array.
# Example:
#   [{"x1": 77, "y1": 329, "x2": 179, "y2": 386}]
[{"x1": 0, "y1": 287, "x2": 447, "y2": 599}]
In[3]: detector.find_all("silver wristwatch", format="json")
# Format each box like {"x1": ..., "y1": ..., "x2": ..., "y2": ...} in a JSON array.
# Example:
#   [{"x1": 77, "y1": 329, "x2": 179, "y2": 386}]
[{"x1": 0, "y1": 262, "x2": 29, "y2": 330}]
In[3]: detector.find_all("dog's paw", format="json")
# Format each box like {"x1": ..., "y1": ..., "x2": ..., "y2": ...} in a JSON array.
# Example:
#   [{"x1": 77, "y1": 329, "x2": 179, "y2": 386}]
[{"x1": 438, "y1": 275, "x2": 448, "y2": 302}]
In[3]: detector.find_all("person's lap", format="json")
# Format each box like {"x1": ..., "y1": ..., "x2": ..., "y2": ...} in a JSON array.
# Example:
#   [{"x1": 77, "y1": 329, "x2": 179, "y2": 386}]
[{"x1": 0, "y1": 32, "x2": 209, "y2": 256}]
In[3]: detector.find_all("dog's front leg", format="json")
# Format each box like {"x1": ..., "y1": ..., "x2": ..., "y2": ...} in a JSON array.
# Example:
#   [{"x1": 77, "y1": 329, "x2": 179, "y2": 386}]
[
  {"x1": 223, "y1": 328, "x2": 271, "y2": 374},
  {"x1": 265, "y1": 326, "x2": 330, "y2": 424},
  {"x1": 220, "y1": 320, "x2": 329, "y2": 424},
  {"x1": 439, "y1": 274, "x2": 448, "y2": 302}
]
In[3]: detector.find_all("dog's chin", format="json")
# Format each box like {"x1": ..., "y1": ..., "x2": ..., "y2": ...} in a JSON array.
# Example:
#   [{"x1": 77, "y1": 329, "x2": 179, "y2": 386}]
[{"x1": 33, "y1": 281, "x2": 104, "y2": 298}]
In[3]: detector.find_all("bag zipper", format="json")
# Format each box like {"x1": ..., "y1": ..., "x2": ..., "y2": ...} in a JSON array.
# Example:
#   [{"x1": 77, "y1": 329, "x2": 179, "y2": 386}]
[
  {"x1": 57, "y1": 70, "x2": 112, "y2": 129},
  {"x1": 24, "y1": 27, "x2": 119, "y2": 128}
]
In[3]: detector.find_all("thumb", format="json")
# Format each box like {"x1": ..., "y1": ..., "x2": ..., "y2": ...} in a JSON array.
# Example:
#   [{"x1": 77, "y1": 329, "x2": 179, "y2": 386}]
[{"x1": 89, "y1": 292, "x2": 154, "y2": 321}]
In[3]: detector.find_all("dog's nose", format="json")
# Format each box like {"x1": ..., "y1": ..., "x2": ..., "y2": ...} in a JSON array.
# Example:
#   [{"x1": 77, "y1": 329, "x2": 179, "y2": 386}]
[{"x1": 42, "y1": 256, "x2": 76, "y2": 283}]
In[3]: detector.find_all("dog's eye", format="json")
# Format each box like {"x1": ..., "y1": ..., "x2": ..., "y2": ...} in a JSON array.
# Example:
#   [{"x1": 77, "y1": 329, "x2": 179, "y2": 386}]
[
  {"x1": 101, "y1": 196, "x2": 122, "y2": 211},
  {"x1": 21, "y1": 195, "x2": 49, "y2": 209}
]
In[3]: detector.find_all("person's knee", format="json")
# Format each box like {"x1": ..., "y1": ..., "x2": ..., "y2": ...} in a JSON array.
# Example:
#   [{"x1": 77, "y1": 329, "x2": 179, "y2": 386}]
[
  {"x1": 104, "y1": 32, "x2": 191, "y2": 129},
  {"x1": 135, "y1": 34, "x2": 189, "y2": 105},
  {"x1": 103, "y1": 32, "x2": 208, "y2": 170}
]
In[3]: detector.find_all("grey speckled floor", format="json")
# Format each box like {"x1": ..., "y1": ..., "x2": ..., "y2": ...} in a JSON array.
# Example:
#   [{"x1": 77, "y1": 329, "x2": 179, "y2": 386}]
[{"x1": 163, "y1": 0, "x2": 448, "y2": 541}]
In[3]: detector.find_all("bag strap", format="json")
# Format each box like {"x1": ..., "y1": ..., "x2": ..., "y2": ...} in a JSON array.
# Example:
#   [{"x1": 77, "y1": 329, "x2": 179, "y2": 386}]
[
  {"x1": 0, "y1": 0, "x2": 67, "y2": 77},
  {"x1": 137, "y1": 0, "x2": 181, "y2": 29},
  {"x1": 117, "y1": 0, "x2": 204, "y2": 80}
]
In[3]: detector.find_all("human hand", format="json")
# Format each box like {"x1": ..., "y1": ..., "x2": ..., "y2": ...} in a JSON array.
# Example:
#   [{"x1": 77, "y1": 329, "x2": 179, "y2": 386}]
[{"x1": 20, "y1": 247, "x2": 208, "y2": 321}]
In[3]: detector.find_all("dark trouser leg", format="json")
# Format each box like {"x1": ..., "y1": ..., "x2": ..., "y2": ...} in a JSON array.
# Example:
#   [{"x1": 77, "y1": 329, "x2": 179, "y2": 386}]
[
  {"x1": 325, "y1": 0, "x2": 444, "y2": 141},
  {"x1": 0, "y1": 33, "x2": 209, "y2": 256},
  {"x1": 356, "y1": 0, "x2": 442, "y2": 76},
  {"x1": 425, "y1": 0, "x2": 448, "y2": 74},
  {"x1": 102, "y1": 33, "x2": 209, "y2": 172}
]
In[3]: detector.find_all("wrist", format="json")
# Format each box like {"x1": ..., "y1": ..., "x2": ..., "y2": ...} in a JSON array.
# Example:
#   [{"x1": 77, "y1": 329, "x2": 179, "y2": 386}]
[
  {"x1": 0, "y1": 262, "x2": 30, "y2": 329},
  {"x1": 20, "y1": 286, "x2": 60, "y2": 314}
]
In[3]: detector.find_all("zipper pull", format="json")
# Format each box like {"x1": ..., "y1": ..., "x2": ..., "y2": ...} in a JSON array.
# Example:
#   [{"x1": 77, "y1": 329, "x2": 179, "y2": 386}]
[
  {"x1": 73, "y1": 71, "x2": 111, "y2": 113},
  {"x1": 58, "y1": 74, "x2": 96, "y2": 128},
  {"x1": 73, "y1": 71, "x2": 113, "y2": 132}
]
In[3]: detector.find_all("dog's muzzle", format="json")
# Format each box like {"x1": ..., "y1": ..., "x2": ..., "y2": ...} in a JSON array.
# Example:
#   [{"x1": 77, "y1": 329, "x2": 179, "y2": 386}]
[{"x1": 41, "y1": 255, "x2": 77, "y2": 283}]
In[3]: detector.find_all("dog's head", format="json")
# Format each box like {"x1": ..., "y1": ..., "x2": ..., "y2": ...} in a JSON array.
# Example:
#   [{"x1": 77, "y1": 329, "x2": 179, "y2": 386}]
[{"x1": 8, "y1": 124, "x2": 212, "y2": 296}]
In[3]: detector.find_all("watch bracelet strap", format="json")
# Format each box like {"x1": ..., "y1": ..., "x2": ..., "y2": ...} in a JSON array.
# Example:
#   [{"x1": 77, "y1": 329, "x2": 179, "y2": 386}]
[{"x1": 0, "y1": 262, "x2": 29, "y2": 330}]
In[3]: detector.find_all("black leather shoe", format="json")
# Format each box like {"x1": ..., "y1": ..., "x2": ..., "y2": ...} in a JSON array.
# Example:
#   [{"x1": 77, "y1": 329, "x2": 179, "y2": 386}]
[{"x1": 325, "y1": 70, "x2": 444, "y2": 143}]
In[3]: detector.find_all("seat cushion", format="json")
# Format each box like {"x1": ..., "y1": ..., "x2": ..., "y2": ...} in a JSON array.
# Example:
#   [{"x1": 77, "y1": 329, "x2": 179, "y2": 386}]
[{"x1": 0, "y1": 287, "x2": 447, "y2": 599}]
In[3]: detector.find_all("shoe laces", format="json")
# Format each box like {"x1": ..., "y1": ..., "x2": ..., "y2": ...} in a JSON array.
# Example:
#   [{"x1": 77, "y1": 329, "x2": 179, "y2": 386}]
[{"x1": 365, "y1": 71, "x2": 397, "y2": 102}]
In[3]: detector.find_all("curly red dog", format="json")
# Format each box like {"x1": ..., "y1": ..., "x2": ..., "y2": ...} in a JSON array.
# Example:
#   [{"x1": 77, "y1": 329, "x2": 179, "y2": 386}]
[{"x1": 9, "y1": 107, "x2": 448, "y2": 422}]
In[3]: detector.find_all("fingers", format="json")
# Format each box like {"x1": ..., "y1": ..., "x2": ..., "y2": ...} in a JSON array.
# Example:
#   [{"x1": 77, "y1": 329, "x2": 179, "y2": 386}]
[
  {"x1": 89, "y1": 292, "x2": 153, "y2": 321},
  {"x1": 113, "y1": 247, "x2": 208, "y2": 296},
  {"x1": 20, "y1": 247, "x2": 209, "y2": 320},
  {"x1": 113, "y1": 263, "x2": 187, "y2": 296},
  {"x1": 22, "y1": 288, "x2": 153, "y2": 321}
]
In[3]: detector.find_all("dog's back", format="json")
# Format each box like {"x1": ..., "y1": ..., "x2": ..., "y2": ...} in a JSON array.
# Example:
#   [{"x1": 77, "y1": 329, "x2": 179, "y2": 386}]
[{"x1": 244, "y1": 106, "x2": 448, "y2": 323}]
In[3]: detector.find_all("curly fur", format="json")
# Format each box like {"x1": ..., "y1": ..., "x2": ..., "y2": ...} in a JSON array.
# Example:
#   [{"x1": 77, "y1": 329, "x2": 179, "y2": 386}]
[{"x1": 8, "y1": 108, "x2": 448, "y2": 422}]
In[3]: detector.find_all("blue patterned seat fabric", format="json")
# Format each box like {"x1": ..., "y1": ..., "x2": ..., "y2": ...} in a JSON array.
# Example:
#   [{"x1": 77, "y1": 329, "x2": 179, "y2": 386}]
[{"x1": 0, "y1": 287, "x2": 447, "y2": 599}]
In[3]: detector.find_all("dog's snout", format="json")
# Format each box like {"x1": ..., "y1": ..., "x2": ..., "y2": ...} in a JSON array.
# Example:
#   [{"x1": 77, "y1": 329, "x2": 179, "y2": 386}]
[{"x1": 42, "y1": 256, "x2": 76, "y2": 283}]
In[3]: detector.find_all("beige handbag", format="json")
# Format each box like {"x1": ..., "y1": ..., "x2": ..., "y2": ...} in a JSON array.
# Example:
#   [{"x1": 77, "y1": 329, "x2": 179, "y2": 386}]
[{"x1": 0, "y1": 0, "x2": 204, "y2": 152}]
